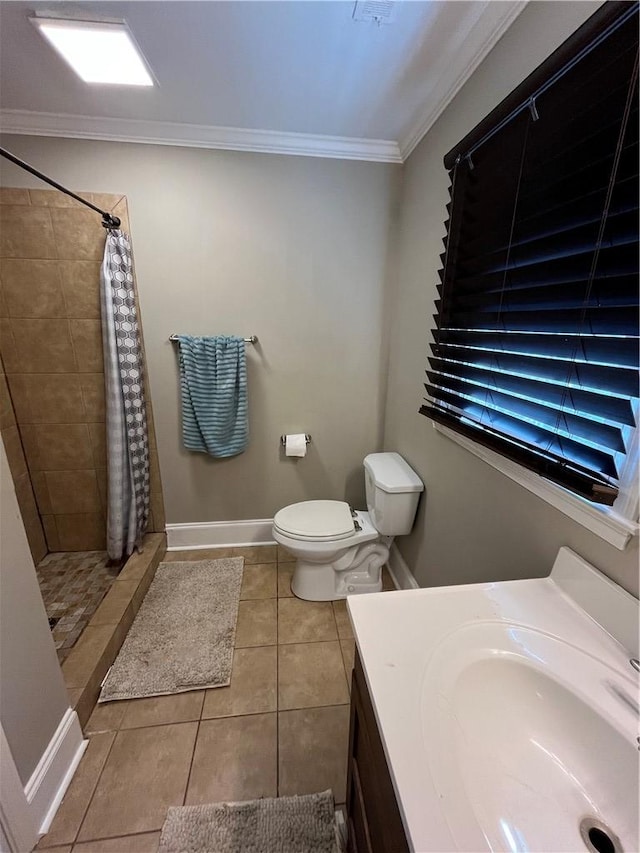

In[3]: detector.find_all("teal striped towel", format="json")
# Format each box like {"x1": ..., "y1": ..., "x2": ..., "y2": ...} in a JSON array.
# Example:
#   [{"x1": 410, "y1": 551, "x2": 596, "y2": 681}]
[{"x1": 176, "y1": 335, "x2": 248, "y2": 457}]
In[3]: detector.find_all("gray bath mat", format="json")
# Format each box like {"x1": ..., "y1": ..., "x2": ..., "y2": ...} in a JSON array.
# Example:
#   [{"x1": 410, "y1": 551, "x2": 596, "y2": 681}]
[
  {"x1": 158, "y1": 790, "x2": 338, "y2": 853},
  {"x1": 99, "y1": 558, "x2": 243, "y2": 702}
]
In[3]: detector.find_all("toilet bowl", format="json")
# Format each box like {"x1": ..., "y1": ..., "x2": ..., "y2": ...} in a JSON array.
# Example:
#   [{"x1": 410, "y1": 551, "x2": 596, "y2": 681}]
[{"x1": 273, "y1": 453, "x2": 424, "y2": 601}]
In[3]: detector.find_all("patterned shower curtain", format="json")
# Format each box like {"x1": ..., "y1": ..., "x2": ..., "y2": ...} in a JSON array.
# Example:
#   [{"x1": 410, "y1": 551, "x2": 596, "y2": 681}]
[{"x1": 100, "y1": 230, "x2": 150, "y2": 562}]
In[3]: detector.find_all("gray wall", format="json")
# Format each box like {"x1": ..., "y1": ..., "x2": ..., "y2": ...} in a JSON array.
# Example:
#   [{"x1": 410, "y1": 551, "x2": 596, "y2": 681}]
[
  {"x1": 383, "y1": 0, "x2": 639, "y2": 597},
  {"x1": 0, "y1": 138, "x2": 400, "y2": 522},
  {"x1": 0, "y1": 437, "x2": 70, "y2": 784}
]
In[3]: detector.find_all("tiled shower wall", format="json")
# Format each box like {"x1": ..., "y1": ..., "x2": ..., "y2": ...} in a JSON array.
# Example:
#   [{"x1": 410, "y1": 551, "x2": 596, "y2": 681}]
[{"x1": 0, "y1": 187, "x2": 165, "y2": 558}]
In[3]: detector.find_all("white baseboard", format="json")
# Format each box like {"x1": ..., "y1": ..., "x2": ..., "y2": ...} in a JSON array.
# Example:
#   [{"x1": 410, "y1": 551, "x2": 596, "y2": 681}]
[
  {"x1": 165, "y1": 521, "x2": 423, "y2": 595},
  {"x1": 387, "y1": 543, "x2": 419, "y2": 591},
  {"x1": 24, "y1": 708, "x2": 87, "y2": 835},
  {"x1": 166, "y1": 518, "x2": 275, "y2": 550}
]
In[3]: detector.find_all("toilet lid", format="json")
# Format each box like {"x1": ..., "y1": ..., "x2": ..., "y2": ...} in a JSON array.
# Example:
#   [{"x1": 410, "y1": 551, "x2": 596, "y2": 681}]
[{"x1": 274, "y1": 500, "x2": 355, "y2": 540}]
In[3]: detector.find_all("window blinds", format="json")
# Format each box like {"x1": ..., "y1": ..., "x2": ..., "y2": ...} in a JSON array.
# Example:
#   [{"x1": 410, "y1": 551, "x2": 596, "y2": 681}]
[{"x1": 420, "y1": 2, "x2": 639, "y2": 505}]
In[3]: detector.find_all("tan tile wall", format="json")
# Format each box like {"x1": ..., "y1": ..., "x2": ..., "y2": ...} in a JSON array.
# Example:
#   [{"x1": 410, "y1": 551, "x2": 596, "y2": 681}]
[{"x1": 0, "y1": 187, "x2": 165, "y2": 556}]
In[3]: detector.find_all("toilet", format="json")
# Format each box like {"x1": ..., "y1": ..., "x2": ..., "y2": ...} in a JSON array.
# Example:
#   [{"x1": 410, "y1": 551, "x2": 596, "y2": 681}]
[{"x1": 273, "y1": 452, "x2": 424, "y2": 601}]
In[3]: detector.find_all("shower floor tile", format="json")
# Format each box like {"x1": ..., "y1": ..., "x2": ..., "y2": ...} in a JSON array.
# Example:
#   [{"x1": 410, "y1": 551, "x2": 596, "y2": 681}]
[{"x1": 36, "y1": 551, "x2": 119, "y2": 664}]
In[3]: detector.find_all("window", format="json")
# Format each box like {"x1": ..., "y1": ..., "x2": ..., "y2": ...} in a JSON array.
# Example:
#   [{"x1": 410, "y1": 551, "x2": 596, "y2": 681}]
[{"x1": 420, "y1": 2, "x2": 639, "y2": 514}]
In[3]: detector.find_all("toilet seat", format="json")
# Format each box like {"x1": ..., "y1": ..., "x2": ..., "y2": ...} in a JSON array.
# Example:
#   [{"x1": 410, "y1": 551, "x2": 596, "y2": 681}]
[{"x1": 273, "y1": 500, "x2": 355, "y2": 542}]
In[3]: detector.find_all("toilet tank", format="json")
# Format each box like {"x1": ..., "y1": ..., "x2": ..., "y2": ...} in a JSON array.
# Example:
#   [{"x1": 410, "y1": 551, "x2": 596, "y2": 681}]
[{"x1": 363, "y1": 452, "x2": 424, "y2": 536}]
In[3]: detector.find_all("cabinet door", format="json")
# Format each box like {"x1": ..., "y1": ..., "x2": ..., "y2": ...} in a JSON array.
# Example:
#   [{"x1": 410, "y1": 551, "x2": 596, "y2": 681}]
[
  {"x1": 346, "y1": 653, "x2": 409, "y2": 853},
  {"x1": 347, "y1": 688, "x2": 374, "y2": 853}
]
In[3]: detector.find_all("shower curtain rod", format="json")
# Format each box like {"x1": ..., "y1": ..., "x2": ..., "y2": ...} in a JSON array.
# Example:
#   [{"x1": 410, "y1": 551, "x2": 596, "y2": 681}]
[{"x1": 0, "y1": 146, "x2": 121, "y2": 228}]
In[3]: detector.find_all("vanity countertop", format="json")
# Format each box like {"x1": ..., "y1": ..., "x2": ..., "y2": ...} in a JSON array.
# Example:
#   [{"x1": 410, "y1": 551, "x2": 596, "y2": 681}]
[{"x1": 346, "y1": 548, "x2": 638, "y2": 853}]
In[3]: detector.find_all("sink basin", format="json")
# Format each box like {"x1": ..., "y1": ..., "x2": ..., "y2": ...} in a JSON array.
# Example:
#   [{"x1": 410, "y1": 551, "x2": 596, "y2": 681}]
[
  {"x1": 422, "y1": 624, "x2": 638, "y2": 852},
  {"x1": 347, "y1": 547, "x2": 640, "y2": 851}
]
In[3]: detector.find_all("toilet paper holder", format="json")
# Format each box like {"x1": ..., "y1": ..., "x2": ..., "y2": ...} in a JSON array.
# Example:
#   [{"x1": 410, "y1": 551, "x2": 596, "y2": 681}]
[{"x1": 280, "y1": 434, "x2": 312, "y2": 446}]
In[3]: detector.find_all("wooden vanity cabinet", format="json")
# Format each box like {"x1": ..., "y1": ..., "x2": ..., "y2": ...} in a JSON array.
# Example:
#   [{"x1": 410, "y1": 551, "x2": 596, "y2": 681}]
[{"x1": 346, "y1": 650, "x2": 410, "y2": 853}]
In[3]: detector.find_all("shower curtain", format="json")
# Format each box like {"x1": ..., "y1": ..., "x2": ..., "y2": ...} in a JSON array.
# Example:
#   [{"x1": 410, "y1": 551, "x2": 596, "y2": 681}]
[{"x1": 100, "y1": 230, "x2": 150, "y2": 562}]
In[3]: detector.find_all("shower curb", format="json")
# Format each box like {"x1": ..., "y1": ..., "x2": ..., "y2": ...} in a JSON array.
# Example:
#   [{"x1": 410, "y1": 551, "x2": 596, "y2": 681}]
[{"x1": 61, "y1": 532, "x2": 166, "y2": 728}]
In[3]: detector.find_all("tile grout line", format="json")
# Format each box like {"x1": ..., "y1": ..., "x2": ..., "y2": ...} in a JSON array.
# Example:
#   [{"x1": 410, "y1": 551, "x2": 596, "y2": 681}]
[
  {"x1": 70, "y1": 828, "x2": 160, "y2": 848},
  {"x1": 330, "y1": 601, "x2": 350, "y2": 688},
  {"x1": 181, "y1": 718, "x2": 201, "y2": 808},
  {"x1": 88, "y1": 699, "x2": 349, "y2": 735},
  {"x1": 53, "y1": 225, "x2": 74, "y2": 337},
  {"x1": 65, "y1": 730, "x2": 119, "y2": 850}
]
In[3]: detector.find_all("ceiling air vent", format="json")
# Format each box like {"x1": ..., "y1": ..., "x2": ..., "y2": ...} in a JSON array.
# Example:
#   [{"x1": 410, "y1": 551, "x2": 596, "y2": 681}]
[{"x1": 352, "y1": 1, "x2": 397, "y2": 25}]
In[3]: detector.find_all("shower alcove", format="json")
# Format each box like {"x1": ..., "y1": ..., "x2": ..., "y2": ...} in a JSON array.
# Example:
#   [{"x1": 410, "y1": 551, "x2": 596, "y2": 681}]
[{"x1": 0, "y1": 186, "x2": 166, "y2": 668}]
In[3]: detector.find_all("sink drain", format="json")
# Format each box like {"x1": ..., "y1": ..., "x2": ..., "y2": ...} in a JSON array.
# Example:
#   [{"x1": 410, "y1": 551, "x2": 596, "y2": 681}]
[{"x1": 580, "y1": 818, "x2": 623, "y2": 853}]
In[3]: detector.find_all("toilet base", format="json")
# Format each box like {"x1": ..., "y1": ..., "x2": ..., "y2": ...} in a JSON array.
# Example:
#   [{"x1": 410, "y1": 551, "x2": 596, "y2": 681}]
[{"x1": 291, "y1": 559, "x2": 383, "y2": 601}]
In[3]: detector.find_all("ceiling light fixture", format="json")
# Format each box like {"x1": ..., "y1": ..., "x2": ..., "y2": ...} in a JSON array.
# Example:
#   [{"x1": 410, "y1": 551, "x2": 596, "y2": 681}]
[{"x1": 30, "y1": 16, "x2": 154, "y2": 86}]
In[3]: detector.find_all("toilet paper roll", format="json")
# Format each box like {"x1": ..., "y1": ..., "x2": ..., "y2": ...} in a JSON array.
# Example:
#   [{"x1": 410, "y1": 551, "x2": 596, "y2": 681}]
[{"x1": 285, "y1": 434, "x2": 307, "y2": 457}]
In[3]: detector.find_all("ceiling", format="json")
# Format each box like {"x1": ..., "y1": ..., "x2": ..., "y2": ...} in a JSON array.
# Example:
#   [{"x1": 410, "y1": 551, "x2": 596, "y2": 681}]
[{"x1": 0, "y1": 1, "x2": 526, "y2": 162}]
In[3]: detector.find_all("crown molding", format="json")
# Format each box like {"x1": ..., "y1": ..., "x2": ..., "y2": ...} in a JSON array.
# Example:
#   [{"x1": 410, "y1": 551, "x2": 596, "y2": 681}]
[
  {"x1": 398, "y1": 0, "x2": 529, "y2": 161},
  {"x1": 0, "y1": 109, "x2": 403, "y2": 164},
  {"x1": 0, "y1": 3, "x2": 526, "y2": 165}
]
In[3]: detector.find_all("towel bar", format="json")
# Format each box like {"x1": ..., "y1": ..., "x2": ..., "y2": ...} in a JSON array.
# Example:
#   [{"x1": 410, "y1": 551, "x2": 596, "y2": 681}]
[
  {"x1": 169, "y1": 334, "x2": 258, "y2": 344},
  {"x1": 280, "y1": 435, "x2": 312, "y2": 446}
]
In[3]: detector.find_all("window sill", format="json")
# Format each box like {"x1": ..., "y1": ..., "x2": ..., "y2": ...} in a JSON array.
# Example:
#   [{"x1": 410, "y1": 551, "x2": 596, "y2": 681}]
[{"x1": 434, "y1": 423, "x2": 638, "y2": 551}]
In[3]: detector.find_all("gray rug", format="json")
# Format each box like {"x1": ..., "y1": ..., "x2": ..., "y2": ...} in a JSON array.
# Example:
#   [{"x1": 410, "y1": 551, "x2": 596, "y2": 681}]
[
  {"x1": 99, "y1": 558, "x2": 243, "y2": 702},
  {"x1": 158, "y1": 791, "x2": 338, "y2": 853}
]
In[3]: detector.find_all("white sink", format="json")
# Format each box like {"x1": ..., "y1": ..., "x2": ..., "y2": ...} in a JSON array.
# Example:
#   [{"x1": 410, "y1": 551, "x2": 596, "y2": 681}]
[
  {"x1": 422, "y1": 624, "x2": 638, "y2": 852},
  {"x1": 347, "y1": 548, "x2": 639, "y2": 852}
]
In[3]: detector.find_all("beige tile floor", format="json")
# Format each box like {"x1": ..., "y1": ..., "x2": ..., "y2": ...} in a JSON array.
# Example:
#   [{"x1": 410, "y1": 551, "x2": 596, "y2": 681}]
[{"x1": 38, "y1": 545, "x2": 396, "y2": 852}]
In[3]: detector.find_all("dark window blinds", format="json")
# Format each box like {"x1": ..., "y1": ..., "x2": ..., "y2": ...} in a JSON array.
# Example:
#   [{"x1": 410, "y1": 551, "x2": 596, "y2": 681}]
[{"x1": 420, "y1": 2, "x2": 639, "y2": 506}]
